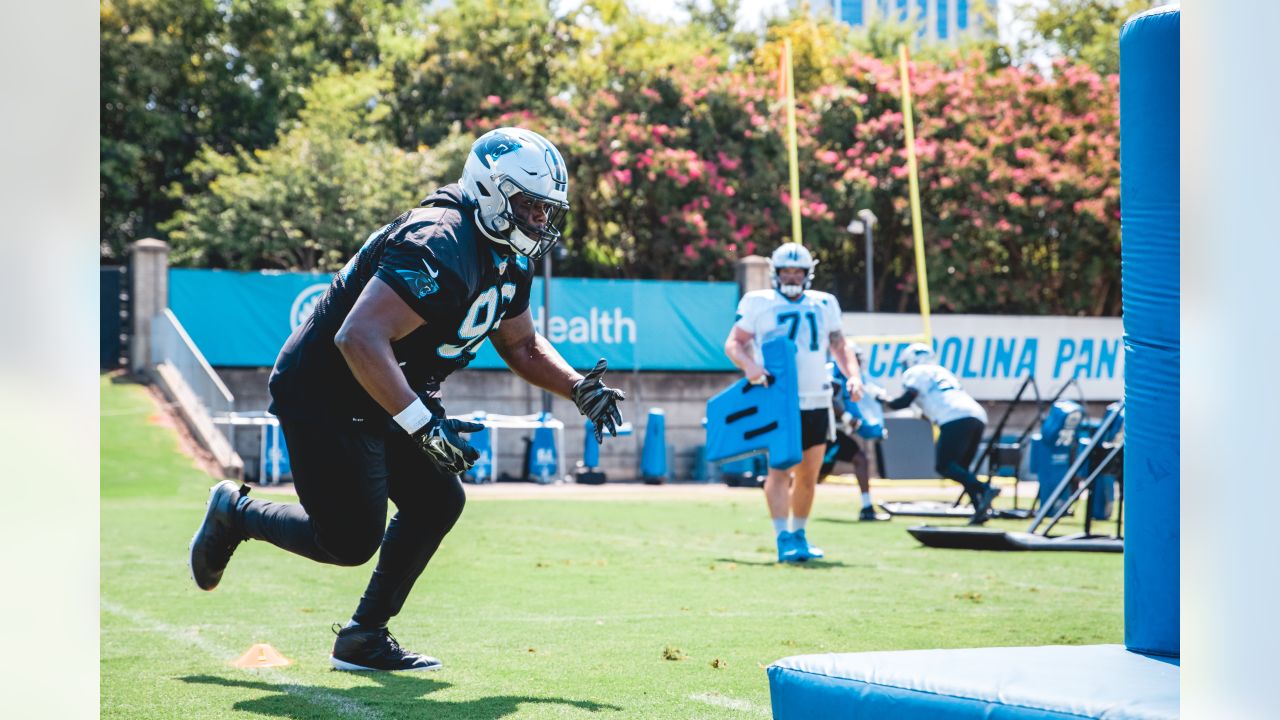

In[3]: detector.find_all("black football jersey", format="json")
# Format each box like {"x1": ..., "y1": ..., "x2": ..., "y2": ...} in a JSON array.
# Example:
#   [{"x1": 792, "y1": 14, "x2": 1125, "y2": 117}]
[{"x1": 268, "y1": 184, "x2": 533, "y2": 421}]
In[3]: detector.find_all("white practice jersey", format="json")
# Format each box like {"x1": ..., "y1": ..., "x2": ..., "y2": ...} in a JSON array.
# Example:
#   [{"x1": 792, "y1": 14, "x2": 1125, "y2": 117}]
[
  {"x1": 900, "y1": 364, "x2": 988, "y2": 426},
  {"x1": 734, "y1": 289, "x2": 843, "y2": 410}
]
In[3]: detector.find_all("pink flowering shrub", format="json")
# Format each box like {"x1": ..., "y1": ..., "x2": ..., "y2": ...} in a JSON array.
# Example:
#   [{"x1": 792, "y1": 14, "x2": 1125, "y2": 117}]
[{"x1": 468, "y1": 52, "x2": 1120, "y2": 314}]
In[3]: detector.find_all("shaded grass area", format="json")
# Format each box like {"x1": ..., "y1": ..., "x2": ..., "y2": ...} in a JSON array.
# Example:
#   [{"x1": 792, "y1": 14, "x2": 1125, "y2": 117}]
[{"x1": 101, "y1": 376, "x2": 1123, "y2": 719}]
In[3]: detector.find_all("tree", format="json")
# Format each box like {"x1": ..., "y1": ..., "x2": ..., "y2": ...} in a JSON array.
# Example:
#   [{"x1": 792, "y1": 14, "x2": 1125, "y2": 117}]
[
  {"x1": 109, "y1": 0, "x2": 1124, "y2": 315},
  {"x1": 680, "y1": 0, "x2": 758, "y2": 61},
  {"x1": 1014, "y1": 0, "x2": 1155, "y2": 76},
  {"x1": 101, "y1": 0, "x2": 256, "y2": 259},
  {"x1": 162, "y1": 71, "x2": 460, "y2": 271},
  {"x1": 752, "y1": 7, "x2": 853, "y2": 95},
  {"x1": 100, "y1": 0, "x2": 404, "y2": 259},
  {"x1": 817, "y1": 52, "x2": 1121, "y2": 315},
  {"x1": 378, "y1": 0, "x2": 571, "y2": 148}
]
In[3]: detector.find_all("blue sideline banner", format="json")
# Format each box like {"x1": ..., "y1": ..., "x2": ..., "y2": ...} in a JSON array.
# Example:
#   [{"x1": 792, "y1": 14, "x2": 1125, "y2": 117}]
[{"x1": 168, "y1": 269, "x2": 739, "y2": 371}]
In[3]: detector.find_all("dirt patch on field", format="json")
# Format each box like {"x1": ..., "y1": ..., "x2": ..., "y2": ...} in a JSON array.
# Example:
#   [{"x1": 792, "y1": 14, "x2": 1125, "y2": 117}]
[{"x1": 114, "y1": 373, "x2": 226, "y2": 479}]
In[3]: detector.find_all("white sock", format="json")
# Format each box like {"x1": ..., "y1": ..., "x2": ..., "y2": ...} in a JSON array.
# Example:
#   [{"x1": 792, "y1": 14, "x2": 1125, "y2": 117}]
[
  {"x1": 792, "y1": 517, "x2": 807, "y2": 532},
  {"x1": 861, "y1": 492, "x2": 873, "y2": 509},
  {"x1": 772, "y1": 517, "x2": 789, "y2": 535}
]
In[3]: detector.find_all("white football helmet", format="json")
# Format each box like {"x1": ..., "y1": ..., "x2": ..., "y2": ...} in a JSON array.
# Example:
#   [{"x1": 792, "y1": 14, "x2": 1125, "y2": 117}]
[
  {"x1": 770, "y1": 242, "x2": 817, "y2": 298},
  {"x1": 898, "y1": 342, "x2": 936, "y2": 370},
  {"x1": 460, "y1": 127, "x2": 569, "y2": 260}
]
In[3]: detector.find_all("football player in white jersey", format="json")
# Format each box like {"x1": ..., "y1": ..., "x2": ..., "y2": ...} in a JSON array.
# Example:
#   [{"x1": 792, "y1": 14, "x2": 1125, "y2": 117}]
[
  {"x1": 878, "y1": 342, "x2": 1000, "y2": 524},
  {"x1": 724, "y1": 243, "x2": 864, "y2": 562}
]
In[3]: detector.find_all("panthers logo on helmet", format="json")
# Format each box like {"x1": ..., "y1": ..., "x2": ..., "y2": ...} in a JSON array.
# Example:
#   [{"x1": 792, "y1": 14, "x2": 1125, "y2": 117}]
[{"x1": 473, "y1": 134, "x2": 522, "y2": 169}]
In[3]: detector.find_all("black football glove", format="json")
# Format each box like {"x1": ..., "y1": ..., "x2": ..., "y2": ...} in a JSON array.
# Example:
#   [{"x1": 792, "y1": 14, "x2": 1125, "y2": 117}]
[
  {"x1": 572, "y1": 358, "x2": 626, "y2": 443},
  {"x1": 411, "y1": 417, "x2": 486, "y2": 475}
]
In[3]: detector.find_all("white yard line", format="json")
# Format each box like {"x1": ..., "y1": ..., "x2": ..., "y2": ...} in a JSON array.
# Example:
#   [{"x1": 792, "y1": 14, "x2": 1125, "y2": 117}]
[
  {"x1": 101, "y1": 599, "x2": 384, "y2": 720},
  {"x1": 688, "y1": 692, "x2": 771, "y2": 716}
]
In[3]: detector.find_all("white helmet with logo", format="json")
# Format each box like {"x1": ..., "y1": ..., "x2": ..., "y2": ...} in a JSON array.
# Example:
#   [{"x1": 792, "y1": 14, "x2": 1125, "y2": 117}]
[
  {"x1": 460, "y1": 127, "x2": 570, "y2": 260},
  {"x1": 770, "y1": 242, "x2": 817, "y2": 298},
  {"x1": 898, "y1": 342, "x2": 936, "y2": 370}
]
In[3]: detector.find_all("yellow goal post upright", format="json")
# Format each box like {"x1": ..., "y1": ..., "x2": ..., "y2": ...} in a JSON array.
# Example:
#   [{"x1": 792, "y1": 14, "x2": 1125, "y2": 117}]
[
  {"x1": 779, "y1": 41, "x2": 930, "y2": 351},
  {"x1": 851, "y1": 43, "x2": 933, "y2": 351},
  {"x1": 782, "y1": 38, "x2": 803, "y2": 247}
]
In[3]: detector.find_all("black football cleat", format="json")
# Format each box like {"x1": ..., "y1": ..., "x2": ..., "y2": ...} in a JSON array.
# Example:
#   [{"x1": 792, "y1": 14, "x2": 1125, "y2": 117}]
[
  {"x1": 330, "y1": 624, "x2": 443, "y2": 672},
  {"x1": 189, "y1": 480, "x2": 249, "y2": 591},
  {"x1": 859, "y1": 505, "x2": 888, "y2": 522},
  {"x1": 968, "y1": 485, "x2": 1003, "y2": 526}
]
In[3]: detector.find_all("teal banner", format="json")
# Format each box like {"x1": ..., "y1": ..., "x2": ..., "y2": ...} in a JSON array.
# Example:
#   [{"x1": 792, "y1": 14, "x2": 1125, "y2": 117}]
[{"x1": 169, "y1": 269, "x2": 738, "y2": 371}]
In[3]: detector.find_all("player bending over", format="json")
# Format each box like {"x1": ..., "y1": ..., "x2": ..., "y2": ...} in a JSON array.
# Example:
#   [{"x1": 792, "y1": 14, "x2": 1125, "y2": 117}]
[{"x1": 877, "y1": 343, "x2": 998, "y2": 524}]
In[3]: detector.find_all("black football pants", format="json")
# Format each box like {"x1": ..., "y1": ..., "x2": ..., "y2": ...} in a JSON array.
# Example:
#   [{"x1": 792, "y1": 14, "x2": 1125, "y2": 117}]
[
  {"x1": 238, "y1": 414, "x2": 466, "y2": 628},
  {"x1": 935, "y1": 416, "x2": 987, "y2": 498}
]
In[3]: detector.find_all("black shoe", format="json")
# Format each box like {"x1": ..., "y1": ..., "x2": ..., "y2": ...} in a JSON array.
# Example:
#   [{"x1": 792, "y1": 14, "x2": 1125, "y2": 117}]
[
  {"x1": 330, "y1": 624, "x2": 443, "y2": 671},
  {"x1": 859, "y1": 505, "x2": 888, "y2": 522},
  {"x1": 968, "y1": 485, "x2": 1002, "y2": 526},
  {"x1": 189, "y1": 480, "x2": 249, "y2": 591}
]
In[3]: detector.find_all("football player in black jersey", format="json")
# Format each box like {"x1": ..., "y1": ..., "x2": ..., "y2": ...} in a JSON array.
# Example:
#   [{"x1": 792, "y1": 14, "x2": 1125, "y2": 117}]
[{"x1": 188, "y1": 127, "x2": 625, "y2": 671}]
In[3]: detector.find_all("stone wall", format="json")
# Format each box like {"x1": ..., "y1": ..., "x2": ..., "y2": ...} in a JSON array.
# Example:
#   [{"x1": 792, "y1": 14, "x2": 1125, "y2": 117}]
[
  {"x1": 219, "y1": 366, "x2": 740, "y2": 483},
  {"x1": 219, "y1": 365, "x2": 1114, "y2": 484}
]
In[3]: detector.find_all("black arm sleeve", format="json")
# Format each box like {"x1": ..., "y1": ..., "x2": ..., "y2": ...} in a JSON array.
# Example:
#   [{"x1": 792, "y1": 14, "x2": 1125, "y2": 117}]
[{"x1": 883, "y1": 388, "x2": 919, "y2": 411}]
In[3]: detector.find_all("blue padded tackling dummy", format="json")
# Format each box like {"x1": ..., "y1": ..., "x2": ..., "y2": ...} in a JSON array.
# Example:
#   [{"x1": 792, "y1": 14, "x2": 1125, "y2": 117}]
[
  {"x1": 768, "y1": 644, "x2": 1178, "y2": 720},
  {"x1": 1119, "y1": 3, "x2": 1180, "y2": 659},
  {"x1": 705, "y1": 336, "x2": 801, "y2": 470}
]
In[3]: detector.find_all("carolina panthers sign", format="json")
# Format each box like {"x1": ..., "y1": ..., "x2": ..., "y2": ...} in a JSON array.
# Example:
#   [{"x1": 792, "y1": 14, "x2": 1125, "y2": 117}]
[{"x1": 844, "y1": 313, "x2": 1125, "y2": 400}]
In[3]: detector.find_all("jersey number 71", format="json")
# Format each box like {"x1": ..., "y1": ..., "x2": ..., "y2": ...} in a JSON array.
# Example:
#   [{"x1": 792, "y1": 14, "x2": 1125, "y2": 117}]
[{"x1": 777, "y1": 311, "x2": 818, "y2": 351}]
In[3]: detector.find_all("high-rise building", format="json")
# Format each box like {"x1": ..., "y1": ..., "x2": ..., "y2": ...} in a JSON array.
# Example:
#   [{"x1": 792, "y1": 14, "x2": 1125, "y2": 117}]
[{"x1": 813, "y1": 0, "x2": 996, "y2": 45}]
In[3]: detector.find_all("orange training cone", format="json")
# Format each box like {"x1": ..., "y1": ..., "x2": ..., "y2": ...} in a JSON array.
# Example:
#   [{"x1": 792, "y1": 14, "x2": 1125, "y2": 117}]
[{"x1": 231, "y1": 643, "x2": 292, "y2": 669}]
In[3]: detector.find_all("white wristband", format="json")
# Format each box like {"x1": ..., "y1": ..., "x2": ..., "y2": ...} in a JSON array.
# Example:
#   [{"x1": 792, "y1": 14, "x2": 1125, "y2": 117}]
[{"x1": 393, "y1": 397, "x2": 434, "y2": 434}]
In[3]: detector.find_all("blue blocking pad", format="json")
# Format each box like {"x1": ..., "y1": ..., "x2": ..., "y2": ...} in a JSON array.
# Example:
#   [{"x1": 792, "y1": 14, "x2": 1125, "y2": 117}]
[
  {"x1": 1119, "y1": 4, "x2": 1180, "y2": 659},
  {"x1": 768, "y1": 645, "x2": 1178, "y2": 720},
  {"x1": 705, "y1": 337, "x2": 802, "y2": 470}
]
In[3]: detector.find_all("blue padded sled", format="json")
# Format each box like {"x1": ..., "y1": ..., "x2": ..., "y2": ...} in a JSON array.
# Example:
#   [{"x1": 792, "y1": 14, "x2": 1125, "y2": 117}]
[
  {"x1": 705, "y1": 337, "x2": 802, "y2": 470},
  {"x1": 768, "y1": 644, "x2": 1178, "y2": 720}
]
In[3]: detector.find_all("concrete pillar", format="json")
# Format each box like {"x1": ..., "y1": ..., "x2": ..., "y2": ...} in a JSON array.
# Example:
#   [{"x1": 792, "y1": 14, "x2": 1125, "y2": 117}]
[
  {"x1": 129, "y1": 238, "x2": 170, "y2": 374},
  {"x1": 736, "y1": 255, "x2": 771, "y2": 295}
]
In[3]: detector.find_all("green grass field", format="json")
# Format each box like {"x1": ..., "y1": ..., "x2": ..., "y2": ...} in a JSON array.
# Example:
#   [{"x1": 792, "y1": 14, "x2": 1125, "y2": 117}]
[{"x1": 102, "y1": 375, "x2": 1123, "y2": 719}]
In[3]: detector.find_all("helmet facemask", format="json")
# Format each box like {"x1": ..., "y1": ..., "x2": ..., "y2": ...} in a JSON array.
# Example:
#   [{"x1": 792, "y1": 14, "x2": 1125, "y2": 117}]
[
  {"x1": 773, "y1": 267, "x2": 812, "y2": 299},
  {"x1": 491, "y1": 177, "x2": 568, "y2": 261}
]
